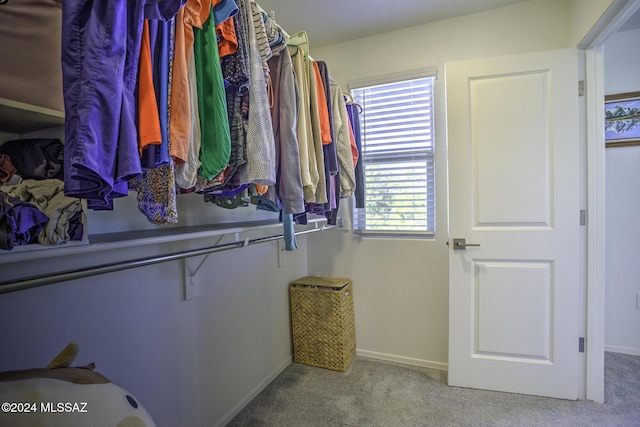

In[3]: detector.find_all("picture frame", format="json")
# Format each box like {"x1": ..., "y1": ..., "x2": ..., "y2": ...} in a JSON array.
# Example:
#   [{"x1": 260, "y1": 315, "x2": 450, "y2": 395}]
[{"x1": 605, "y1": 91, "x2": 640, "y2": 148}]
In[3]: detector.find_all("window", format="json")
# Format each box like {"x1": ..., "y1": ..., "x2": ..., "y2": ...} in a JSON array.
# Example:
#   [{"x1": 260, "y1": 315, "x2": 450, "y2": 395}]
[{"x1": 351, "y1": 71, "x2": 436, "y2": 236}]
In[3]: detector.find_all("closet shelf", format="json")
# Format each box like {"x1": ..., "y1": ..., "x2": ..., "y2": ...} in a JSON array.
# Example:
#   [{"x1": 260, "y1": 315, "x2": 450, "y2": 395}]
[
  {"x1": 0, "y1": 218, "x2": 341, "y2": 294},
  {"x1": 0, "y1": 218, "x2": 330, "y2": 265},
  {"x1": 0, "y1": 97, "x2": 64, "y2": 134}
]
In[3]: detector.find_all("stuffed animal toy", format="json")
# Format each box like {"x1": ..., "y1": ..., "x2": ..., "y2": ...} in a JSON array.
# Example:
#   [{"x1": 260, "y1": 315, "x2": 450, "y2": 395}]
[{"x1": 0, "y1": 343, "x2": 157, "y2": 427}]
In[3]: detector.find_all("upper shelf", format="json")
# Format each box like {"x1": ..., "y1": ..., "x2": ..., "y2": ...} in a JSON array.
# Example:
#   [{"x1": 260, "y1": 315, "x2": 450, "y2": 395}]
[{"x1": 0, "y1": 97, "x2": 64, "y2": 134}]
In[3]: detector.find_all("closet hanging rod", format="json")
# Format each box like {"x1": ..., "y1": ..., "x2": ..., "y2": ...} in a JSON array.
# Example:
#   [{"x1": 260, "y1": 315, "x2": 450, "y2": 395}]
[
  {"x1": 255, "y1": 4, "x2": 316, "y2": 61},
  {"x1": 0, "y1": 221, "x2": 342, "y2": 295},
  {"x1": 255, "y1": 4, "x2": 291, "y2": 40}
]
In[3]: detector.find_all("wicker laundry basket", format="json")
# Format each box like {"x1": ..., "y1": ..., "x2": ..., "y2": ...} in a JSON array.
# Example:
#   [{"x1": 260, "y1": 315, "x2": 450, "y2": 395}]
[{"x1": 289, "y1": 276, "x2": 356, "y2": 372}]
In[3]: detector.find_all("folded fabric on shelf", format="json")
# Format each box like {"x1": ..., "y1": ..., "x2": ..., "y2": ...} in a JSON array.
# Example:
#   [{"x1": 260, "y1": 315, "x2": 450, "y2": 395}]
[
  {"x1": 0, "y1": 154, "x2": 18, "y2": 184},
  {"x1": 2, "y1": 179, "x2": 83, "y2": 245},
  {"x1": 0, "y1": 191, "x2": 50, "y2": 250},
  {"x1": 0, "y1": 138, "x2": 64, "y2": 181}
]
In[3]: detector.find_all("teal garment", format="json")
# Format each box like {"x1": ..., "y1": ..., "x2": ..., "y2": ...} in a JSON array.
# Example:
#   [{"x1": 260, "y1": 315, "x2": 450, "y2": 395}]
[
  {"x1": 193, "y1": 8, "x2": 232, "y2": 180},
  {"x1": 282, "y1": 213, "x2": 298, "y2": 251}
]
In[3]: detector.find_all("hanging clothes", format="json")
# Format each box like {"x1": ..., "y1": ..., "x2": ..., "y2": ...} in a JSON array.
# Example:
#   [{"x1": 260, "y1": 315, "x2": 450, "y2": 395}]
[
  {"x1": 148, "y1": 18, "x2": 172, "y2": 167},
  {"x1": 175, "y1": 53, "x2": 204, "y2": 189},
  {"x1": 307, "y1": 53, "x2": 327, "y2": 206},
  {"x1": 312, "y1": 63, "x2": 332, "y2": 147},
  {"x1": 310, "y1": 61, "x2": 338, "y2": 218},
  {"x1": 59, "y1": 0, "x2": 359, "y2": 231},
  {"x1": 172, "y1": 0, "x2": 210, "y2": 188},
  {"x1": 316, "y1": 61, "x2": 335, "y2": 149},
  {"x1": 288, "y1": 41, "x2": 317, "y2": 202},
  {"x1": 61, "y1": 0, "x2": 184, "y2": 210},
  {"x1": 194, "y1": 16, "x2": 248, "y2": 194},
  {"x1": 191, "y1": 0, "x2": 241, "y2": 192},
  {"x1": 169, "y1": 0, "x2": 210, "y2": 166},
  {"x1": 129, "y1": 16, "x2": 179, "y2": 225},
  {"x1": 137, "y1": 20, "x2": 163, "y2": 156},
  {"x1": 240, "y1": 0, "x2": 276, "y2": 186},
  {"x1": 346, "y1": 102, "x2": 365, "y2": 208},
  {"x1": 193, "y1": 2, "x2": 232, "y2": 181},
  {"x1": 260, "y1": 32, "x2": 304, "y2": 215},
  {"x1": 213, "y1": 0, "x2": 240, "y2": 57},
  {"x1": 331, "y1": 81, "x2": 356, "y2": 199},
  {"x1": 316, "y1": 60, "x2": 339, "y2": 220},
  {"x1": 213, "y1": 0, "x2": 238, "y2": 23}
]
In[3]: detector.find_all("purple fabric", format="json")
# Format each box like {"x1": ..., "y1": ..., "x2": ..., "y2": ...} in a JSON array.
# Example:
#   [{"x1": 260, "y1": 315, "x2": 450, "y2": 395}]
[
  {"x1": 204, "y1": 183, "x2": 250, "y2": 198},
  {"x1": 326, "y1": 173, "x2": 339, "y2": 225},
  {"x1": 0, "y1": 191, "x2": 49, "y2": 250},
  {"x1": 61, "y1": 0, "x2": 184, "y2": 209},
  {"x1": 293, "y1": 212, "x2": 308, "y2": 225},
  {"x1": 346, "y1": 103, "x2": 365, "y2": 209},
  {"x1": 154, "y1": 18, "x2": 171, "y2": 166},
  {"x1": 329, "y1": 172, "x2": 336, "y2": 210},
  {"x1": 67, "y1": 210, "x2": 84, "y2": 241},
  {"x1": 317, "y1": 61, "x2": 337, "y2": 174}
]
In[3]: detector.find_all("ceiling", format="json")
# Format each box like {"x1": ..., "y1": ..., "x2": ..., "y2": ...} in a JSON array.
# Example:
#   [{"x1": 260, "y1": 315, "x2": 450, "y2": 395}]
[{"x1": 256, "y1": 0, "x2": 529, "y2": 48}]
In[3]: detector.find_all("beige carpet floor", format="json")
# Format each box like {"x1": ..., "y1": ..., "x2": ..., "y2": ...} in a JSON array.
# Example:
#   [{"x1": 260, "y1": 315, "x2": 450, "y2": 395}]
[{"x1": 228, "y1": 352, "x2": 639, "y2": 426}]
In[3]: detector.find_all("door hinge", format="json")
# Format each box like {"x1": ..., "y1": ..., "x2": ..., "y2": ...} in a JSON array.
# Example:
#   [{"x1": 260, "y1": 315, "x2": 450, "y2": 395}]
[
  {"x1": 580, "y1": 210, "x2": 586, "y2": 226},
  {"x1": 579, "y1": 337, "x2": 585, "y2": 353},
  {"x1": 578, "y1": 80, "x2": 585, "y2": 97}
]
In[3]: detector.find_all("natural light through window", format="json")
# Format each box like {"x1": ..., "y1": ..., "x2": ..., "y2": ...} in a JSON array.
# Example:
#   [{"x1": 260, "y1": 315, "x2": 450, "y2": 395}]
[{"x1": 351, "y1": 74, "x2": 435, "y2": 236}]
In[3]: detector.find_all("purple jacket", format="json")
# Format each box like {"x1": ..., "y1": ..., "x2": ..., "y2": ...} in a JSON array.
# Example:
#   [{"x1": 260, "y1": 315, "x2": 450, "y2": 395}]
[{"x1": 61, "y1": 0, "x2": 184, "y2": 209}]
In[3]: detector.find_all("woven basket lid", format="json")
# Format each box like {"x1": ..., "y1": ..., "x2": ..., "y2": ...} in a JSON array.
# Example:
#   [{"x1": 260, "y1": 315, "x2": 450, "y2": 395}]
[{"x1": 290, "y1": 276, "x2": 351, "y2": 289}]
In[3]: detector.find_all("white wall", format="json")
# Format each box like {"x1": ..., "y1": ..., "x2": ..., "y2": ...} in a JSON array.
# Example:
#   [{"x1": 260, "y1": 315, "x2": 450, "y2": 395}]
[
  {"x1": 603, "y1": 27, "x2": 640, "y2": 355},
  {"x1": 569, "y1": 0, "x2": 616, "y2": 45},
  {"x1": 307, "y1": 0, "x2": 575, "y2": 368},
  {"x1": 0, "y1": 235, "x2": 309, "y2": 427}
]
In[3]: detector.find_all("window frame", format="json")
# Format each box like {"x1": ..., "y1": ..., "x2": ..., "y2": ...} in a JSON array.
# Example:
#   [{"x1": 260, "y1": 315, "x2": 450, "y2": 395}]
[{"x1": 349, "y1": 67, "x2": 438, "y2": 238}]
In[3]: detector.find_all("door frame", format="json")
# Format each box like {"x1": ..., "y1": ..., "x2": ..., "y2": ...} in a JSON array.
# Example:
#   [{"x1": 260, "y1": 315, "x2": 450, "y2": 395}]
[{"x1": 579, "y1": 0, "x2": 640, "y2": 403}]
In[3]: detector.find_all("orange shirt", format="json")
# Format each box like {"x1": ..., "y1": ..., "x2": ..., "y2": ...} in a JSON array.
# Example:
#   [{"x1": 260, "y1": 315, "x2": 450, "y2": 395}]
[
  {"x1": 312, "y1": 61, "x2": 332, "y2": 145},
  {"x1": 216, "y1": 17, "x2": 238, "y2": 57},
  {"x1": 169, "y1": 0, "x2": 212, "y2": 164},
  {"x1": 137, "y1": 20, "x2": 162, "y2": 155}
]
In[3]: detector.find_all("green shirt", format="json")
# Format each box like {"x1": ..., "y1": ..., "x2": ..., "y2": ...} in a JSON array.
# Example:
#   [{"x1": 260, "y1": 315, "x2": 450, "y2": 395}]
[{"x1": 193, "y1": 8, "x2": 231, "y2": 180}]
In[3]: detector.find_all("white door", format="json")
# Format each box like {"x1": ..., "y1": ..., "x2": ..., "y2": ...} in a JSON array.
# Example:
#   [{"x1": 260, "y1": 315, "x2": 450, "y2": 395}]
[{"x1": 447, "y1": 48, "x2": 582, "y2": 399}]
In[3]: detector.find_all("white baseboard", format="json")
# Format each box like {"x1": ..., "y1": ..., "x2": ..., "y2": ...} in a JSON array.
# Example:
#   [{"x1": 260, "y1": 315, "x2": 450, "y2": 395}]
[
  {"x1": 214, "y1": 355, "x2": 293, "y2": 427},
  {"x1": 356, "y1": 349, "x2": 448, "y2": 371},
  {"x1": 605, "y1": 344, "x2": 640, "y2": 356}
]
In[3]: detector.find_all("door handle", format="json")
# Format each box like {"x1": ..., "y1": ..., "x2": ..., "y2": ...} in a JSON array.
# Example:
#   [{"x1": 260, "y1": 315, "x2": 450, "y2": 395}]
[{"x1": 452, "y1": 238, "x2": 480, "y2": 250}]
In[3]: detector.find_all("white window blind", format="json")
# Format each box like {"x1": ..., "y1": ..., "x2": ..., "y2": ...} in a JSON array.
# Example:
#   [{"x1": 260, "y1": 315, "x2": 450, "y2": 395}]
[{"x1": 351, "y1": 74, "x2": 435, "y2": 236}]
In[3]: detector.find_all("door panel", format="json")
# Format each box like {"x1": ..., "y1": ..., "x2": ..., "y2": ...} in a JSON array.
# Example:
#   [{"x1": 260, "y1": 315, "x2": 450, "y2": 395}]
[
  {"x1": 475, "y1": 261, "x2": 552, "y2": 359},
  {"x1": 472, "y1": 72, "x2": 552, "y2": 227},
  {"x1": 447, "y1": 49, "x2": 581, "y2": 399}
]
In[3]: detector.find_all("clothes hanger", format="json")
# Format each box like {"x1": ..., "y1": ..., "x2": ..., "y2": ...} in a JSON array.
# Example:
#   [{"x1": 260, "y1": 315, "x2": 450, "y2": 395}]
[
  {"x1": 287, "y1": 44, "x2": 300, "y2": 57},
  {"x1": 342, "y1": 90, "x2": 363, "y2": 112},
  {"x1": 343, "y1": 92, "x2": 355, "y2": 104},
  {"x1": 288, "y1": 31, "x2": 312, "y2": 61}
]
